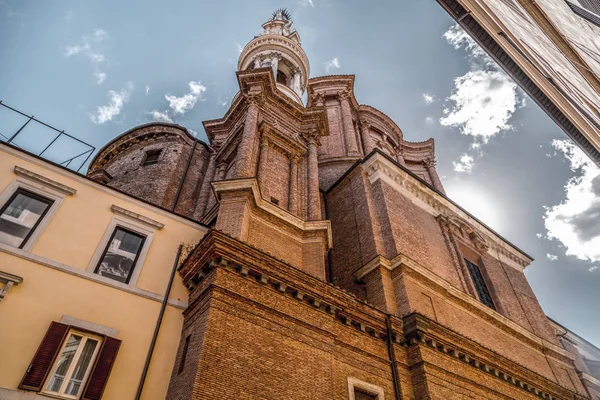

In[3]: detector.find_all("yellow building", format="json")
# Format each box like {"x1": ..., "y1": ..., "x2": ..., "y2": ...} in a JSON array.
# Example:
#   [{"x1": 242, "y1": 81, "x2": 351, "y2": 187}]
[{"x1": 0, "y1": 142, "x2": 207, "y2": 399}]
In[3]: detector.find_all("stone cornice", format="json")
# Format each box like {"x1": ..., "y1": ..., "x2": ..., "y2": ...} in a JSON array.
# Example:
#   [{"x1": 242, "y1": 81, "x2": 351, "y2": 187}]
[
  {"x1": 204, "y1": 70, "x2": 329, "y2": 143},
  {"x1": 362, "y1": 152, "x2": 532, "y2": 270},
  {"x1": 238, "y1": 34, "x2": 310, "y2": 86},
  {"x1": 110, "y1": 205, "x2": 165, "y2": 230},
  {"x1": 358, "y1": 105, "x2": 403, "y2": 143},
  {"x1": 580, "y1": 372, "x2": 600, "y2": 390},
  {"x1": 178, "y1": 230, "x2": 394, "y2": 342},
  {"x1": 211, "y1": 178, "x2": 332, "y2": 248},
  {"x1": 2, "y1": 145, "x2": 207, "y2": 231},
  {"x1": 14, "y1": 166, "x2": 77, "y2": 196},
  {"x1": 353, "y1": 253, "x2": 575, "y2": 364},
  {"x1": 88, "y1": 123, "x2": 205, "y2": 172},
  {"x1": 403, "y1": 313, "x2": 586, "y2": 400}
]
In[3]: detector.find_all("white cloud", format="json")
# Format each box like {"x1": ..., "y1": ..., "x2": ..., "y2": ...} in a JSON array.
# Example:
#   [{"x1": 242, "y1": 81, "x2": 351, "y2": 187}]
[
  {"x1": 324, "y1": 57, "x2": 341, "y2": 73},
  {"x1": 544, "y1": 139, "x2": 600, "y2": 265},
  {"x1": 440, "y1": 69, "x2": 520, "y2": 140},
  {"x1": 590, "y1": 266, "x2": 599, "y2": 272},
  {"x1": 93, "y1": 29, "x2": 107, "y2": 41},
  {"x1": 547, "y1": 253, "x2": 558, "y2": 261},
  {"x1": 425, "y1": 116, "x2": 434, "y2": 124},
  {"x1": 536, "y1": 233, "x2": 543, "y2": 238},
  {"x1": 237, "y1": 44, "x2": 244, "y2": 54},
  {"x1": 90, "y1": 83, "x2": 133, "y2": 124},
  {"x1": 423, "y1": 93, "x2": 435, "y2": 105},
  {"x1": 65, "y1": 29, "x2": 107, "y2": 61},
  {"x1": 299, "y1": 0, "x2": 315, "y2": 6},
  {"x1": 453, "y1": 153, "x2": 474, "y2": 173},
  {"x1": 94, "y1": 72, "x2": 106, "y2": 85},
  {"x1": 65, "y1": 29, "x2": 108, "y2": 83},
  {"x1": 441, "y1": 24, "x2": 525, "y2": 173},
  {"x1": 148, "y1": 110, "x2": 173, "y2": 123},
  {"x1": 165, "y1": 81, "x2": 206, "y2": 115},
  {"x1": 145, "y1": 86, "x2": 150, "y2": 95}
]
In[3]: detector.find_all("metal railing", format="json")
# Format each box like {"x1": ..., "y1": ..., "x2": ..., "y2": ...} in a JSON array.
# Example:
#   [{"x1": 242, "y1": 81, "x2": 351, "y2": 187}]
[{"x1": 0, "y1": 101, "x2": 96, "y2": 173}]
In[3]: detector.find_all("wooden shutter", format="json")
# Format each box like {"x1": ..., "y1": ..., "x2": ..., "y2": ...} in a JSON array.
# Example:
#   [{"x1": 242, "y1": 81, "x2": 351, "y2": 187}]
[
  {"x1": 19, "y1": 321, "x2": 69, "y2": 391},
  {"x1": 82, "y1": 336, "x2": 121, "y2": 400}
]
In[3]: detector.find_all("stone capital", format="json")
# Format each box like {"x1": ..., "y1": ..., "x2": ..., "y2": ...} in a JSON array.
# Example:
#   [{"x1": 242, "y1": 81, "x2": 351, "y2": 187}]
[
  {"x1": 338, "y1": 90, "x2": 352, "y2": 101},
  {"x1": 301, "y1": 129, "x2": 321, "y2": 146},
  {"x1": 246, "y1": 92, "x2": 265, "y2": 106}
]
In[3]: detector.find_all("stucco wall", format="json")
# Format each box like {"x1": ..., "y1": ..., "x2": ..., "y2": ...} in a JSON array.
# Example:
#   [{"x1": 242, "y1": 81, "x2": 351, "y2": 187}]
[{"x1": 0, "y1": 144, "x2": 207, "y2": 399}]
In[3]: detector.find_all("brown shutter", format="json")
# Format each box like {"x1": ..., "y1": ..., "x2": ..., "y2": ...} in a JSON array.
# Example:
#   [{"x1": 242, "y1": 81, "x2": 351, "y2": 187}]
[
  {"x1": 82, "y1": 336, "x2": 121, "y2": 400},
  {"x1": 19, "y1": 321, "x2": 69, "y2": 391}
]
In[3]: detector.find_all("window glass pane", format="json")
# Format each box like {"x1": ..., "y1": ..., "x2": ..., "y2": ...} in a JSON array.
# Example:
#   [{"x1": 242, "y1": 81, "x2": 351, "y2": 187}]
[
  {"x1": 47, "y1": 334, "x2": 82, "y2": 392},
  {"x1": 0, "y1": 190, "x2": 52, "y2": 247},
  {"x1": 464, "y1": 259, "x2": 496, "y2": 310},
  {"x1": 355, "y1": 389, "x2": 378, "y2": 400},
  {"x1": 95, "y1": 227, "x2": 145, "y2": 283},
  {"x1": 65, "y1": 338, "x2": 98, "y2": 396}
]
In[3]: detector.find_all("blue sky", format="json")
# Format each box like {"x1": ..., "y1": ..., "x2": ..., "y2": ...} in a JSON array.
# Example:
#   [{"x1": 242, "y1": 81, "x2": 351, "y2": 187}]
[{"x1": 1, "y1": 0, "x2": 599, "y2": 345}]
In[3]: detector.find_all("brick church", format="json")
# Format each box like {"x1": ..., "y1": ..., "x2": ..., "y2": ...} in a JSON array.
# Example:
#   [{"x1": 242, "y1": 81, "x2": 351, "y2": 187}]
[{"x1": 82, "y1": 9, "x2": 597, "y2": 400}]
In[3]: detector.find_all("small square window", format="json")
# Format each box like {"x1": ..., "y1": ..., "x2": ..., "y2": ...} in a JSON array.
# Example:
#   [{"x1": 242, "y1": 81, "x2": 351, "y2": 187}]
[
  {"x1": 0, "y1": 188, "x2": 53, "y2": 248},
  {"x1": 94, "y1": 227, "x2": 146, "y2": 283},
  {"x1": 142, "y1": 150, "x2": 161, "y2": 166},
  {"x1": 44, "y1": 330, "x2": 102, "y2": 398}
]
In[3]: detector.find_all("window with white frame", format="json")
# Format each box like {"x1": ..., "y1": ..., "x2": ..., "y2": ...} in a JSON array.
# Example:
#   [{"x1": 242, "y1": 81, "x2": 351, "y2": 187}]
[
  {"x1": 0, "y1": 188, "x2": 53, "y2": 248},
  {"x1": 43, "y1": 330, "x2": 102, "y2": 398},
  {"x1": 87, "y1": 205, "x2": 163, "y2": 286},
  {"x1": 0, "y1": 166, "x2": 76, "y2": 251},
  {"x1": 94, "y1": 226, "x2": 146, "y2": 284}
]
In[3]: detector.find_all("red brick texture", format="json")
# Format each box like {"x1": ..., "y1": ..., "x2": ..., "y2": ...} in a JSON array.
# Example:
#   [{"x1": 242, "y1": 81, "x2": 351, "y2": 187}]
[{"x1": 87, "y1": 64, "x2": 590, "y2": 399}]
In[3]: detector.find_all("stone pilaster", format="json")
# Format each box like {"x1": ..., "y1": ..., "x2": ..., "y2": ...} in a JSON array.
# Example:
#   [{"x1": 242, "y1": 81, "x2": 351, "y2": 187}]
[
  {"x1": 288, "y1": 156, "x2": 299, "y2": 215},
  {"x1": 305, "y1": 133, "x2": 321, "y2": 221},
  {"x1": 271, "y1": 53, "x2": 280, "y2": 81},
  {"x1": 339, "y1": 91, "x2": 360, "y2": 156},
  {"x1": 397, "y1": 148, "x2": 406, "y2": 167},
  {"x1": 424, "y1": 158, "x2": 445, "y2": 194},
  {"x1": 235, "y1": 98, "x2": 260, "y2": 178},
  {"x1": 257, "y1": 136, "x2": 270, "y2": 198},
  {"x1": 194, "y1": 148, "x2": 217, "y2": 219},
  {"x1": 216, "y1": 162, "x2": 228, "y2": 180},
  {"x1": 359, "y1": 120, "x2": 376, "y2": 156}
]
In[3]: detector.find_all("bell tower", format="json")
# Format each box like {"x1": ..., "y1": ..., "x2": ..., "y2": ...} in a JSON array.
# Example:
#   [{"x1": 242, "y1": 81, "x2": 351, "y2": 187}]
[
  {"x1": 194, "y1": 9, "x2": 331, "y2": 280},
  {"x1": 237, "y1": 8, "x2": 309, "y2": 103}
]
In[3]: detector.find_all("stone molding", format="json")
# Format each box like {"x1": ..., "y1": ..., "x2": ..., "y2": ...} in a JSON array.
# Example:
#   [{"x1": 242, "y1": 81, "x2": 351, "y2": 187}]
[
  {"x1": 178, "y1": 231, "x2": 581, "y2": 400},
  {"x1": 110, "y1": 205, "x2": 165, "y2": 230},
  {"x1": 211, "y1": 178, "x2": 332, "y2": 248},
  {"x1": 0, "y1": 270, "x2": 22, "y2": 303},
  {"x1": 580, "y1": 372, "x2": 600, "y2": 390},
  {"x1": 358, "y1": 104, "x2": 403, "y2": 143},
  {"x1": 362, "y1": 152, "x2": 531, "y2": 271},
  {"x1": 1, "y1": 145, "x2": 207, "y2": 231},
  {"x1": 179, "y1": 230, "x2": 393, "y2": 343},
  {"x1": 402, "y1": 313, "x2": 584, "y2": 400},
  {"x1": 60, "y1": 315, "x2": 118, "y2": 338},
  {"x1": 238, "y1": 34, "x2": 310, "y2": 85},
  {"x1": 353, "y1": 253, "x2": 575, "y2": 363},
  {"x1": 14, "y1": 166, "x2": 77, "y2": 195},
  {"x1": 0, "y1": 242, "x2": 187, "y2": 309},
  {"x1": 347, "y1": 377, "x2": 385, "y2": 400}
]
